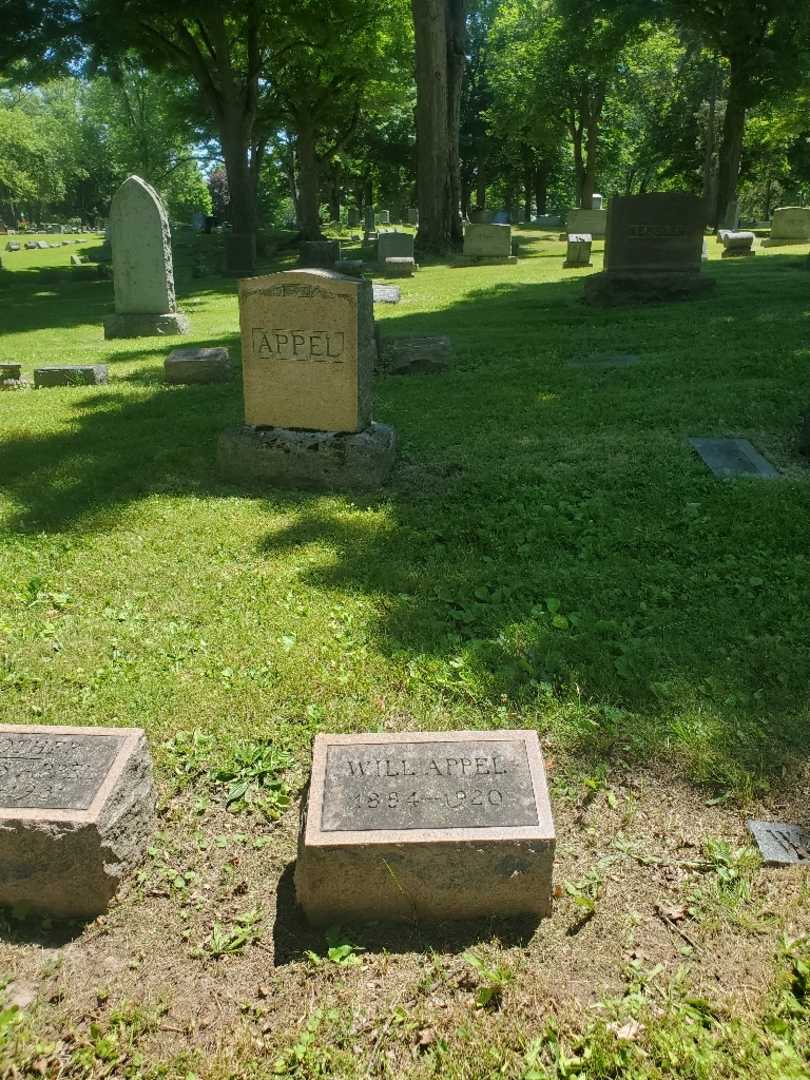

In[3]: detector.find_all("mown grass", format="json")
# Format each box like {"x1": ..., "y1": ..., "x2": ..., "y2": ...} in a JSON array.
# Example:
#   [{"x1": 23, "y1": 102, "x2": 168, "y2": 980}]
[{"x1": 0, "y1": 228, "x2": 808, "y2": 1077}]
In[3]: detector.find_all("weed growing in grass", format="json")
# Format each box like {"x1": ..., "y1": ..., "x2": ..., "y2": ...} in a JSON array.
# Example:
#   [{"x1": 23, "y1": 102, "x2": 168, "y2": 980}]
[
  {"x1": 305, "y1": 927, "x2": 365, "y2": 969},
  {"x1": 462, "y1": 951, "x2": 514, "y2": 1009},
  {"x1": 203, "y1": 907, "x2": 263, "y2": 960},
  {"x1": 271, "y1": 1008, "x2": 343, "y2": 1077}
]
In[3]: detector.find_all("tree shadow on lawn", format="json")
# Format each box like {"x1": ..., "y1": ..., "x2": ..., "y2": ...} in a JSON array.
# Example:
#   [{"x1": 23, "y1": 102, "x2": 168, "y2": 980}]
[{"x1": 1, "y1": 262, "x2": 809, "y2": 791}]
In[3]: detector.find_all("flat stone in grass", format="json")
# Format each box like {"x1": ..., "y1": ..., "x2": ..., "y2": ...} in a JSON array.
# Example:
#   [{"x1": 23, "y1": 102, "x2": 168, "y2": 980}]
[
  {"x1": 0, "y1": 725, "x2": 155, "y2": 918},
  {"x1": 568, "y1": 353, "x2": 640, "y2": 368},
  {"x1": 70, "y1": 254, "x2": 84, "y2": 266},
  {"x1": 295, "y1": 729, "x2": 555, "y2": 925},
  {"x1": 0, "y1": 364, "x2": 22, "y2": 380},
  {"x1": 34, "y1": 365, "x2": 108, "y2": 388},
  {"x1": 747, "y1": 820, "x2": 809, "y2": 865},
  {"x1": 689, "y1": 437, "x2": 778, "y2": 478},
  {"x1": 381, "y1": 336, "x2": 451, "y2": 374},
  {"x1": 5, "y1": 242, "x2": 20, "y2": 252},
  {"x1": 103, "y1": 175, "x2": 188, "y2": 339},
  {"x1": 36, "y1": 241, "x2": 50, "y2": 249},
  {"x1": 384, "y1": 256, "x2": 415, "y2": 278},
  {"x1": 372, "y1": 283, "x2": 401, "y2": 304},
  {"x1": 563, "y1": 233, "x2": 593, "y2": 268},
  {"x1": 721, "y1": 231, "x2": 756, "y2": 257},
  {"x1": 165, "y1": 346, "x2": 231, "y2": 385}
]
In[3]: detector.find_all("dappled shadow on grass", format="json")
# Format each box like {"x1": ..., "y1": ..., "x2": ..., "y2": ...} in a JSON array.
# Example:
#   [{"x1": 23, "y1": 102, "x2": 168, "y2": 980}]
[{"x1": 2, "y1": 258, "x2": 810, "y2": 791}]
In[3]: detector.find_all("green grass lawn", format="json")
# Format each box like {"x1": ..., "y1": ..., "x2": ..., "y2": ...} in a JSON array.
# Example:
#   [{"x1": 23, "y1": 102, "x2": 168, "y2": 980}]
[{"x1": 0, "y1": 229, "x2": 808, "y2": 1078}]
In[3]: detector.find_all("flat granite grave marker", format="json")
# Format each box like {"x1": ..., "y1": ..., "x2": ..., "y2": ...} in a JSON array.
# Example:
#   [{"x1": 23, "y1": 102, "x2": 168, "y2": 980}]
[
  {"x1": 0, "y1": 724, "x2": 155, "y2": 917},
  {"x1": 747, "y1": 820, "x2": 810, "y2": 865},
  {"x1": 585, "y1": 192, "x2": 714, "y2": 305},
  {"x1": 34, "y1": 365, "x2": 108, "y2": 388},
  {"x1": 372, "y1": 283, "x2": 401, "y2": 304},
  {"x1": 103, "y1": 175, "x2": 189, "y2": 339},
  {"x1": 165, "y1": 346, "x2": 231, "y2": 384},
  {"x1": 218, "y1": 269, "x2": 395, "y2": 489},
  {"x1": 295, "y1": 729, "x2": 555, "y2": 925},
  {"x1": 689, "y1": 437, "x2": 779, "y2": 479}
]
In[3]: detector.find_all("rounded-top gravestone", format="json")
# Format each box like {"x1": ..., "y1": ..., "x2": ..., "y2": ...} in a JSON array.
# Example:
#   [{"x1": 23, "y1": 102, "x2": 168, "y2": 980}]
[{"x1": 103, "y1": 175, "x2": 189, "y2": 339}]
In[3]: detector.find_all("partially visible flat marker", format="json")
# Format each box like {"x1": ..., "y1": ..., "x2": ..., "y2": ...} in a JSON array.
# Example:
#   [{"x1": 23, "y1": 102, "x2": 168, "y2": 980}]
[
  {"x1": 689, "y1": 437, "x2": 779, "y2": 478},
  {"x1": 747, "y1": 820, "x2": 810, "y2": 865},
  {"x1": 568, "y1": 353, "x2": 641, "y2": 368},
  {"x1": 372, "y1": 283, "x2": 401, "y2": 304}
]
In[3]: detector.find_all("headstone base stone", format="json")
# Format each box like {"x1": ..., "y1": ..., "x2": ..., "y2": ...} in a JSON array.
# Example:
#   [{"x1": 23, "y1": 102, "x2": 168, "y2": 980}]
[
  {"x1": 0, "y1": 725, "x2": 155, "y2": 919},
  {"x1": 218, "y1": 422, "x2": 396, "y2": 491},
  {"x1": 584, "y1": 271, "x2": 715, "y2": 306},
  {"x1": 34, "y1": 365, "x2": 108, "y2": 388},
  {"x1": 384, "y1": 257, "x2": 416, "y2": 277},
  {"x1": 165, "y1": 347, "x2": 231, "y2": 384},
  {"x1": 103, "y1": 312, "x2": 189, "y2": 339},
  {"x1": 455, "y1": 255, "x2": 518, "y2": 266}
]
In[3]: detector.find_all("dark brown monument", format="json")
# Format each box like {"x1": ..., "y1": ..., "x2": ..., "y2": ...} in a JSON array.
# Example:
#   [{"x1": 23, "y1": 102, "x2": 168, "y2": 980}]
[{"x1": 584, "y1": 192, "x2": 715, "y2": 305}]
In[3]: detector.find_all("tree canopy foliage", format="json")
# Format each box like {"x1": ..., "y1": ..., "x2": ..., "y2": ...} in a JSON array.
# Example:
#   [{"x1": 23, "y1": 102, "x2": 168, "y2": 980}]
[{"x1": 3, "y1": 0, "x2": 810, "y2": 248}]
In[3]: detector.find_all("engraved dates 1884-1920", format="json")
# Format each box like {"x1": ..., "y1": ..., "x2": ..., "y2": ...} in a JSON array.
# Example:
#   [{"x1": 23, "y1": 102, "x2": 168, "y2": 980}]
[
  {"x1": 321, "y1": 739, "x2": 540, "y2": 832},
  {"x1": 0, "y1": 732, "x2": 124, "y2": 811}
]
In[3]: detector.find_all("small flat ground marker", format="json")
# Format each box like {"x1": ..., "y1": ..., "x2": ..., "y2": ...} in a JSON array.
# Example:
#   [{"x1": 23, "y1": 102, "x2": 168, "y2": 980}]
[
  {"x1": 372, "y1": 283, "x2": 401, "y2": 304},
  {"x1": 747, "y1": 820, "x2": 810, "y2": 865},
  {"x1": 689, "y1": 437, "x2": 779, "y2": 479},
  {"x1": 567, "y1": 353, "x2": 641, "y2": 368}
]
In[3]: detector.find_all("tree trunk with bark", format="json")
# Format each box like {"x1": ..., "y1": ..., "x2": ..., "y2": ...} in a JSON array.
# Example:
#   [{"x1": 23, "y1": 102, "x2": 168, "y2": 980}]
[
  {"x1": 295, "y1": 119, "x2": 322, "y2": 240},
  {"x1": 534, "y1": 163, "x2": 548, "y2": 215},
  {"x1": 412, "y1": 0, "x2": 467, "y2": 253},
  {"x1": 714, "y1": 55, "x2": 745, "y2": 230}
]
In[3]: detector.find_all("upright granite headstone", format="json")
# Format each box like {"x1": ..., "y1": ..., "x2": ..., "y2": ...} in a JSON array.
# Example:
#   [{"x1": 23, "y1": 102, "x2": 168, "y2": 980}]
[
  {"x1": 0, "y1": 725, "x2": 155, "y2": 917},
  {"x1": 721, "y1": 231, "x2": 755, "y2": 257},
  {"x1": 295, "y1": 729, "x2": 555, "y2": 925},
  {"x1": 299, "y1": 240, "x2": 341, "y2": 268},
  {"x1": 567, "y1": 208, "x2": 607, "y2": 238},
  {"x1": 377, "y1": 210, "x2": 390, "y2": 225},
  {"x1": 407, "y1": 208, "x2": 419, "y2": 226},
  {"x1": 591, "y1": 193, "x2": 604, "y2": 210},
  {"x1": 103, "y1": 176, "x2": 189, "y2": 339},
  {"x1": 218, "y1": 270, "x2": 396, "y2": 489},
  {"x1": 584, "y1": 192, "x2": 714, "y2": 305},
  {"x1": 460, "y1": 223, "x2": 516, "y2": 265},
  {"x1": 762, "y1": 207, "x2": 810, "y2": 246},
  {"x1": 364, "y1": 208, "x2": 376, "y2": 233},
  {"x1": 377, "y1": 231, "x2": 415, "y2": 269},
  {"x1": 563, "y1": 233, "x2": 593, "y2": 268}
]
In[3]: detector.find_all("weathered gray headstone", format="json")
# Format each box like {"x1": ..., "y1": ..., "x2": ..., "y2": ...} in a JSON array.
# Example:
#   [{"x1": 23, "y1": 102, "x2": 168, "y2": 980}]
[
  {"x1": 300, "y1": 240, "x2": 341, "y2": 269},
  {"x1": 103, "y1": 175, "x2": 189, "y2": 339},
  {"x1": 460, "y1": 223, "x2": 516, "y2": 265},
  {"x1": 721, "y1": 231, "x2": 755, "y2": 257},
  {"x1": 34, "y1": 365, "x2": 108, "y2": 388},
  {"x1": 0, "y1": 725, "x2": 155, "y2": 918},
  {"x1": 5, "y1": 242, "x2": 20, "y2": 252},
  {"x1": 295, "y1": 729, "x2": 555, "y2": 925},
  {"x1": 563, "y1": 233, "x2": 593, "y2": 268},
  {"x1": 384, "y1": 257, "x2": 415, "y2": 277},
  {"x1": 567, "y1": 208, "x2": 607, "y2": 238},
  {"x1": 763, "y1": 206, "x2": 810, "y2": 247},
  {"x1": 407, "y1": 208, "x2": 419, "y2": 225},
  {"x1": 165, "y1": 347, "x2": 231, "y2": 385},
  {"x1": 689, "y1": 437, "x2": 778, "y2": 478},
  {"x1": 591, "y1": 193, "x2": 604, "y2": 210},
  {"x1": 381, "y1": 335, "x2": 451, "y2": 374},
  {"x1": 377, "y1": 231, "x2": 415, "y2": 268},
  {"x1": 585, "y1": 192, "x2": 714, "y2": 305},
  {"x1": 377, "y1": 210, "x2": 390, "y2": 225},
  {"x1": 747, "y1": 820, "x2": 809, "y2": 865}
]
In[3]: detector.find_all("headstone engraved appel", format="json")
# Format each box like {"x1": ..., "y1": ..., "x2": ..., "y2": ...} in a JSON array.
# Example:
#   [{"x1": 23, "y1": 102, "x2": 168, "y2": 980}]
[
  {"x1": 748, "y1": 820, "x2": 810, "y2": 865},
  {"x1": 295, "y1": 730, "x2": 555, "y2": 925},
  {"x1": 689, "y1": 438, "x2": 779, "y2": 479},
  {"x1": 0, "y1": 725, "x2": 155, "y2": 918}
]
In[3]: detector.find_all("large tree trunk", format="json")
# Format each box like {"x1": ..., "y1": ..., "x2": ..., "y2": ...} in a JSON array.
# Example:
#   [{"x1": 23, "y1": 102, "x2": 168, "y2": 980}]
[
  {"x1": 571, "y1": 123, "x2": 585, "y2": 207},
  {"x1": 446, "y1": 0, "x2": 467, "y2": 247},
  {"x1": 219, "y1": 107, "x2": 258, "y2": 274},
  {"x1": 702, "y1": 66, "x2": 719, "y2": 222},
  {"x1": 412, "y1": 0, "x2": 451, "y2": 252},
  {"x1": 714, "y1": 56, "x2": 746, "y2": 230},
  {"x1": 534, "y1": 163, "x2": 548, "y2": 215},
  {"x1": 475, "y1": 165, "x2": 486, "y2": 208},
  {"x1": 295, "y1": 119, "x2": 322, "y2": 241}
]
